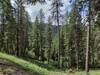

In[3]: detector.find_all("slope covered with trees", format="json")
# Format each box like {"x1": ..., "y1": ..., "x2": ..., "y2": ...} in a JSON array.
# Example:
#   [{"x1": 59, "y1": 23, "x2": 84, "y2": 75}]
[{"x1": 0, "y1": 0, "x2": 100, "y2": 75}]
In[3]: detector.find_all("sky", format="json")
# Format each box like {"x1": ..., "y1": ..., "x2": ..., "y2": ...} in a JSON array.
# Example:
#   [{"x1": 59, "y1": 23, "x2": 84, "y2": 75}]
[
  {"x1": 10, "y1": 0, "x2": 88, "y2": 25},
  {"x1": 24, "y1": 0, "x2": 71, "y2": 22},
  {"x1": 11, "y1": 0, "x2": 72, "y2": 22}
]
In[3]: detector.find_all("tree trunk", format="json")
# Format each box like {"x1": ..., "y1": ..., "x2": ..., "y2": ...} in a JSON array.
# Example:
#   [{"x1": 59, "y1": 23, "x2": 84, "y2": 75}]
[
  {"x1": 86, "y1": 25, "x2": 90, "y2": 75},
  {"x1": 85, "y1": 0, "x2": 91, "y2": 75}
]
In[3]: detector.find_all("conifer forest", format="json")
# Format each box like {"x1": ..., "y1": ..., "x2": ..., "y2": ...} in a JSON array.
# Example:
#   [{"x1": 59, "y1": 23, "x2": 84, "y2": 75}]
[{"x1": 0, "y1": 0, "x2": 100, "y2": 75}]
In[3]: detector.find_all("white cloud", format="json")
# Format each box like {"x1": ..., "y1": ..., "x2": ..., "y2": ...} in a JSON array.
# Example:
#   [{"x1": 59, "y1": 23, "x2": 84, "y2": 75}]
[
  {"x1": 11, "y1": 0, "x2": 71, "y2": 22},
  {"x1": 25, "y1": 0, "x2": 71, "y2": 22},
  {"x1": 25, "y1": 0, "x2": 50, "y2": 21}
]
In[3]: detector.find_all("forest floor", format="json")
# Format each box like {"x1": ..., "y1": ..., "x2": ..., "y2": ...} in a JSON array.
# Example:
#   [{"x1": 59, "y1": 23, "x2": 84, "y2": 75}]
[
  {"x1": 0, "y1": 52, "x2": 100, "y2": 75},
  {"x1": 0, "y1": 62, "x2": 100, "y2": 75},
  {"x1": 0, "y1": 59, "x2": 34, "y2": 75},
  {"x1": 49, "y1": 70, "x2": 100, "y2": 75},
  {"x1": 0, "y1": 64, "x2": 66, "y2": 75},
  {"x1": 0, "y1": 65, "x2": 100, "y2": 75}
]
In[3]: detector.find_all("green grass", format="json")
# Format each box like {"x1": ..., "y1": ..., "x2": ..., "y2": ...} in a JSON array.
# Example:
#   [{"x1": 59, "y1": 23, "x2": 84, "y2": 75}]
[
  {"x1": 0, "y1": 52, "x2": 49, "y2": 75},
  {"x1": 49, "y1": 71, "x2": 66, "y2": 75},
  {"x1": 23, "y1": 57, "x2": 57, "y2": 70},
  {"x1": 49, "y1": 70, "x2": 100, "y2": 75},
  {"x1": 65, "y1": 70, "x2": 100, "y2": 75},
  {"x1": 0, "y1": 52, "x2": 100, "y2": 75},
  {"x1": 74, "y1": 70, "x2": 100, "y2": 75}
]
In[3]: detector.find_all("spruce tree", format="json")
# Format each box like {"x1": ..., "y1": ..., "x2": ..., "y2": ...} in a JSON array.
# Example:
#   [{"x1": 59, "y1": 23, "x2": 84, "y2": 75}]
[
  {"x1": 45, "y1": 16, "x2": 52, "y2": 64},
  {"x1": 32, "y1": 16, "x2": 40, "y2": 60},
  {"x1": 39, "y1": 9, "x2": 45, "y2": 61},
  {"x1": 51, "y1": 0, "x2": 63, "y2": 68}
]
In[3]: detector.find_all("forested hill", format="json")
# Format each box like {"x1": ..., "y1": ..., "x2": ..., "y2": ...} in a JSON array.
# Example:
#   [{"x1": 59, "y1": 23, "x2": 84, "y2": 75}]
[{"x1": 0, "y1": 0, "x2": 100, "y2": 75}]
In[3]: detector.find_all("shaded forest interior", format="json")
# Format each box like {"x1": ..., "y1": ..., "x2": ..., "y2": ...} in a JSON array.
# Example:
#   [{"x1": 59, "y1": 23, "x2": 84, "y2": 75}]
[{"x1": 0, "y1": 0, "x2": 100, "y2": 75}]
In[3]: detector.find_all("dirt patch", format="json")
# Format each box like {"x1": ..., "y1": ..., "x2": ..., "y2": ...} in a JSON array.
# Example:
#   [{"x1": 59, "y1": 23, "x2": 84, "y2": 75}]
[
  {"x1": 0, "y1": 65, "x2": 34, "y2": 75},
  {"x1": 0, "y1": 59, "x2": 35, "y2": 75}
]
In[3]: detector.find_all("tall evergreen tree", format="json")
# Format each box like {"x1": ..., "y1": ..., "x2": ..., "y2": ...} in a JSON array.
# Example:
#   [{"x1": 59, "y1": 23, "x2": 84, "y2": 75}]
[
  {"x1": 39, "y1": 9, "x2": 45, "y2": 61},
  {"x1": 68, "y1": 0, "x2": 85, "y2": 70},
  {"x1": 85, "y1": 0, "x2": 92, "y2": 75},
  {"x1": 32, "y1": 16, "x2": 41, "y2": 60},
  {"x1": 51, "y1": 0, "x2": 63, "y2": 68},
  {"x1": 45, "y1": 16, "x2": 52, "y2": 64}
]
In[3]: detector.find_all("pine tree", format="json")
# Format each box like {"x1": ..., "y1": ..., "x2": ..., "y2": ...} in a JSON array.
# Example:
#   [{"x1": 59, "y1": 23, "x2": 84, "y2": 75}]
[
  {"x1": 51, "y1": 0, "x2": 63, "y2": 68},
  {"x1": 32, "y1": 16, "x2": 40, "y2": 60},
  {"x1": 60, "y1": 27, "x2": 65, "y2": 68},
  {"x1": 45, "y1": 16, "x2": 52, "y2": 64},
  {"x1": 0, "y1": 0, "x2": 16, "y2": 53},
  {"x1": 14, "y1": 0, "x2": 30, "y2": 56},
  {"x1": 39, "y1": 9, "x2": 45, "y2": 61},
  {"x1": 68, "y1": 0, "x2": 85, "y2": 70},
  {"x1": 85, "y1": 0, "x2": 92, "y2": 75},
  {"x1": 0, "y1": 1, "x2": 5, "y2": 51}
]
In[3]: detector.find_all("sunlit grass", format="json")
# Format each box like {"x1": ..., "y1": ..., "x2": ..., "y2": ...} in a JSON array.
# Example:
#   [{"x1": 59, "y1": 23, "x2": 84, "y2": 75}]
[
  {"x1": 0, "y1": 52, "x2": 100, "y2": 75},
  {"x1": 66, "y1": 70, "x2": 100, "y2": 75},
  {"x1": 49, "y1": 70, "x2": 100, "y2": 75},
  {"x1": 0, "y1": 52, "x2": 48, "y2": 75}
]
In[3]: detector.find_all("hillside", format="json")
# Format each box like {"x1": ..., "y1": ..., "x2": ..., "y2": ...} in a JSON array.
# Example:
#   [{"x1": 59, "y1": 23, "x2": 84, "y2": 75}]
[{"x1": 0, "y1": 52, "x2": 48, "y2": 75}]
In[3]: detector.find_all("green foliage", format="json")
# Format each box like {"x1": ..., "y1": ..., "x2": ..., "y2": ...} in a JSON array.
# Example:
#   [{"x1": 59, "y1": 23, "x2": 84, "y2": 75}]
[
  {"x1": 0, "y1": 52, "x2": 48, "y2": 75},
  {"x1": 32, "y1": 16, "x2": 41, "y2": 59},
  {"x1": 0, "y1": 0, "x2": 100, "y2": 73},
  {"x1": 44, "y1": 17, "x2": 52, "y2": 63}
]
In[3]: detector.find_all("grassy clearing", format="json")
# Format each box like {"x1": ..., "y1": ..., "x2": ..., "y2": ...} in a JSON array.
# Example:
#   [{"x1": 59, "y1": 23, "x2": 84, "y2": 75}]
[
  {"x1": 0, "y1": 52, "x2": 100, "y2": 75},
  {"x1": 49, "y1": 70, "x2": 100, "y2": 75},
  {"x1": 49, "y1": 71, "x2": 66, "y2": 75},
  {"x1": 64, "y1": 70, "x2": 100, "y2": 75},
  {"x1": 74, "y1": 70, "x2": 100, "y2": 75},
  {"x1": 0, "y1": 52, "x2": 48, "y2": 75}
]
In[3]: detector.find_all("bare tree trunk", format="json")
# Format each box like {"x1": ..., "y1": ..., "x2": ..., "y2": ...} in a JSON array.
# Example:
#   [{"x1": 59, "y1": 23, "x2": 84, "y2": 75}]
[
  {"x1": 85, "y1": 0, "x2": 91, "y2": 75},
  {"x1": 86, "y1": 25, "x2": 90, "y2": 75}
]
